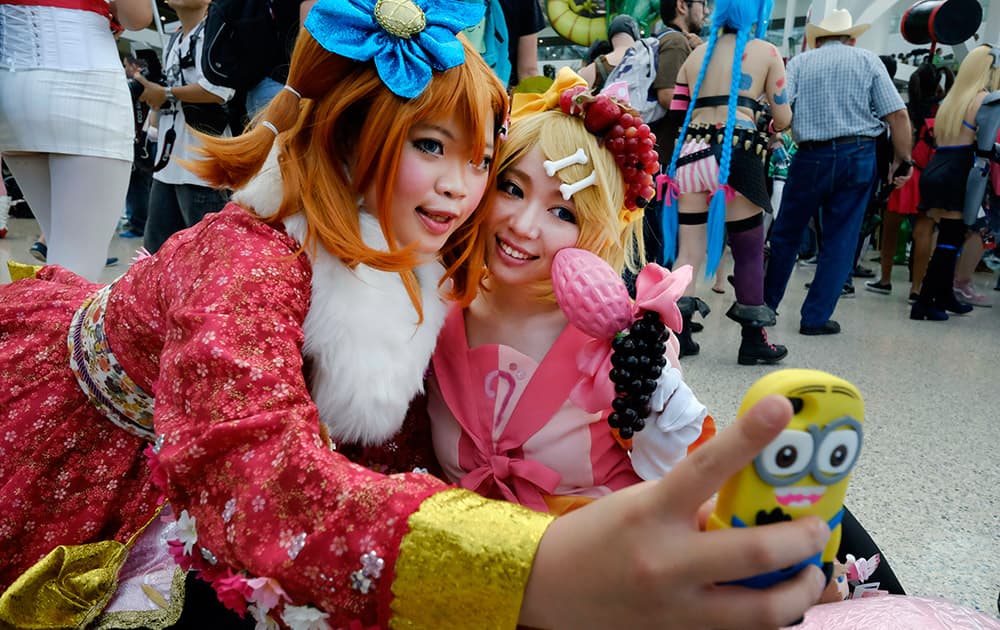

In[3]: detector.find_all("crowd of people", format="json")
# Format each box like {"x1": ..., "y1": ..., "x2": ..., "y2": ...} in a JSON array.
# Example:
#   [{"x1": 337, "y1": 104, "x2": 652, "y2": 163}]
[{"x1": 0, "y1": 0, "x2": 998, "y2": 627}]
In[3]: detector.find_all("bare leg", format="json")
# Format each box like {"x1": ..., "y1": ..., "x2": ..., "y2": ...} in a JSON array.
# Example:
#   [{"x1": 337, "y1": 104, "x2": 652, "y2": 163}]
[
  {"x1": 711, "y1": 250, "x2": 727, "y2": 293},
  {"x1": 955, "y1": 231, "x2": 985, "y2": 286},
  {"x1": 674, "y1": 192, "x2": 709, "y2": 296},
  {"x1": 673, "y1": 192, "x2": 709, "y2": 356},
  {"x1": 878, "y1": 211, "x2": 904, "y2": 285},
  {"x1": 954, "y1": 231, "x2": 991, "y2": 306},
  {"x1": 910, "y1": 212, "x2": 934, "y2": 295}
]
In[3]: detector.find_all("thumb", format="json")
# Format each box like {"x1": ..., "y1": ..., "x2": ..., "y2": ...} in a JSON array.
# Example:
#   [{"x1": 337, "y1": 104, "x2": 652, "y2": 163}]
[{"x1": 652, "y1": 395, "x2": 792, "y2": 517}]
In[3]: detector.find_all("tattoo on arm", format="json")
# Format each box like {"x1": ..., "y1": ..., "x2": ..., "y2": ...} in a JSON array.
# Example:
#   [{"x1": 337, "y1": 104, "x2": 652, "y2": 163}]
[{"x1": 774, "y1": 89, "x2": 788, "y2": 105}]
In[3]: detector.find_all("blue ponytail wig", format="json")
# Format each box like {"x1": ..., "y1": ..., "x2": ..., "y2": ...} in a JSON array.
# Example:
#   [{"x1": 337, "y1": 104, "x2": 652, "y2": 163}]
[{"x1": 662, "y1": 0, "x2": 774, "y2": 278}]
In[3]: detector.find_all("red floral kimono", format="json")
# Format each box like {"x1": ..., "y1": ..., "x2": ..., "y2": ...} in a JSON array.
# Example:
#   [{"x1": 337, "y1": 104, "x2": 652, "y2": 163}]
[{"x1": 0, "y1": 164, "x2": 552, "y2": 628}]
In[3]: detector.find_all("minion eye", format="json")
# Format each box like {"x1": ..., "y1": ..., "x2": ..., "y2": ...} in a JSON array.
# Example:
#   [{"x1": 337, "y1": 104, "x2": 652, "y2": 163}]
[
  {"x1": 816, "y1": 428, "x2": 860, "y2": 476},
  {"x1": 759, "y1": 430, "x2": 813, "y2": 478}
]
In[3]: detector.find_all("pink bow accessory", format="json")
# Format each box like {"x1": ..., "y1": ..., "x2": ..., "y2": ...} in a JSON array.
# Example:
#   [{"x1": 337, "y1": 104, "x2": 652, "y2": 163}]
[
  {"x1": 634, "y1": 263, "x2": 691, "y2": 335},
  {"x1": 845, "y1": 553, "x2": 881, "y2": 583},
  {"x1": 458, "y1": 454, "x2": 562, "y2": 513},
  {"x1": 655, "y1": 173, "x2": 679, "y2": 202},
  {"x1": 721, "y1": 183, "x2": 738, "y2": 203},
  {"x1": 602, "y1": 81, "x2": 632, "y2": 104},
  {"x1": 570, "y1": 338, "x2": 617, "y2": 413},
  {"x1": 551, "y1": 248, "x2": 693, "y2": 412}
]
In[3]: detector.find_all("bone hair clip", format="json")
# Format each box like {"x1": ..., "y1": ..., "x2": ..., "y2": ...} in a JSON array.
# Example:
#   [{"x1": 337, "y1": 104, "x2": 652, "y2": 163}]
[
  {"x1": 558, "y1": 170, "x2": 597, "y2": 200},
  {"x1": 543, "y1": 148, "x2": 589, "y2": 177}
]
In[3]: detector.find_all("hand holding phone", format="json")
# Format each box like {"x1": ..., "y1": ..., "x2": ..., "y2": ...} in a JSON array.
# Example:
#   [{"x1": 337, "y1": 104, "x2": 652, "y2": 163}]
[{"x1": 888, "y1": 159, "x2": 913, "y2": 187}]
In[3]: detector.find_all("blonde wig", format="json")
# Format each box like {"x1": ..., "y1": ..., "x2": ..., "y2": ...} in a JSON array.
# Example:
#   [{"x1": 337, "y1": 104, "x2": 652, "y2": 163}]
[
  {"x1": 935, "y1": 45, "x2": 1000, "y2": 144},
  {"x1": 494, "y1": 110, "x2": 645, "y2": 275}
]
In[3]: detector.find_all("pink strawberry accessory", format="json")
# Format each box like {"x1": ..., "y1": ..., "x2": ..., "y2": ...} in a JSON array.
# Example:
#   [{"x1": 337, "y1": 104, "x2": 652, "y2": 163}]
[{"x1": 551, "y1": 248, "x2": 692, "y2": 412}]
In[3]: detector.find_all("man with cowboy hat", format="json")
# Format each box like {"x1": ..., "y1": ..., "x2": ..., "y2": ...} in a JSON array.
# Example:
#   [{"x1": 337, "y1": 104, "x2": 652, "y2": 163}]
[{"x1": 763, "y1": 8, "x2": 913, "y2": 336}]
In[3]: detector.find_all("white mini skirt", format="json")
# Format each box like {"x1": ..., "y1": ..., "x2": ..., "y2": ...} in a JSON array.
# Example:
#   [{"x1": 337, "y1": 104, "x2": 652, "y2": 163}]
[
  {"x1": 0, "y1": 67, "x2": 134, "y2": 162},
  {"x1": 0, "y1": 5, "x2": 133, "y2": 161}
]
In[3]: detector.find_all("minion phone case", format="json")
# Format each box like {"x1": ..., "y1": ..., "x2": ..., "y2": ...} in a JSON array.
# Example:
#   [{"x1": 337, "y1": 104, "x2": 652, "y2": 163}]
[{"x1": 707, "y1": 369, "x2": 864, "y2": 588}]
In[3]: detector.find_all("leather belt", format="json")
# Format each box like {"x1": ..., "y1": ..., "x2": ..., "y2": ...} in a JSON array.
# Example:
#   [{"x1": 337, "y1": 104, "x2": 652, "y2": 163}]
[{"x1": 797, "y1": 136, "x2": 876, "y2": 151}]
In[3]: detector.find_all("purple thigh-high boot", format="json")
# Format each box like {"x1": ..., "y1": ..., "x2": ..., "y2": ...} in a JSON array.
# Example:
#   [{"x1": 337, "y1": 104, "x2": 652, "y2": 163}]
[{"x1": 725, "y1": 214, "x2": 787, "y2": 365}]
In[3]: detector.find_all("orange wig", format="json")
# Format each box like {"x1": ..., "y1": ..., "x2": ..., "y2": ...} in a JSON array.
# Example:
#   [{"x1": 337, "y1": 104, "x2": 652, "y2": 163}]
[{"x1": 188, "y1": 32, "x2": 508, "y2": 319}]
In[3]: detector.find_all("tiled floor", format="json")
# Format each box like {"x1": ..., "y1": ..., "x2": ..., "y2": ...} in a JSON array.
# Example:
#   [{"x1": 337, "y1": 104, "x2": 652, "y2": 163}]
[
  {"x1": 2, "y1": 217, "x2": 999, "y2": 617},
  {"x1": 681, "y1": 258, "x2": 1000, "y2": 618}
]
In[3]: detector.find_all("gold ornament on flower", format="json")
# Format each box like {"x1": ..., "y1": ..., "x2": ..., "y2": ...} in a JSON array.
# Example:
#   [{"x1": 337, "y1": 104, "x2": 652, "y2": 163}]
[{"x1": 374, "y1": 0, "x2": 427, "y2": 39}]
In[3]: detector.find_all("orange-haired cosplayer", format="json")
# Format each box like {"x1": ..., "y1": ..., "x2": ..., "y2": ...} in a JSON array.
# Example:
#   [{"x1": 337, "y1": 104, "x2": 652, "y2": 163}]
[{"x1": 0, "y1": 0, "x2": 532, "y2": 625}]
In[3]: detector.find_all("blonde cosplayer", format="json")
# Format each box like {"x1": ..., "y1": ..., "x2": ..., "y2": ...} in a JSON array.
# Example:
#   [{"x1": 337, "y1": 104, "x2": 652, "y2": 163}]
[{"x1": 935, "y1": 45, "x2": 1000, "y2": 143}]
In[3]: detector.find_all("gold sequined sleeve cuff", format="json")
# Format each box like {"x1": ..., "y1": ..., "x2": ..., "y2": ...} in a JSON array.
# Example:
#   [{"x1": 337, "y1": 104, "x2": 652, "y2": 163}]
[{"x1": 390, "y1": 488, "x2": 555, "y2": 630}]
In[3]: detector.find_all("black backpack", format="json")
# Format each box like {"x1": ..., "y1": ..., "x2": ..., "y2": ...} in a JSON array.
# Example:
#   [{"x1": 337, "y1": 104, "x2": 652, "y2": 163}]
[
  {"x1": 163, "y1": 23, "x2": 230, "y2": 136},
  {"x1": 201, "y1": 0, "x2": 281, "y2": 91}
]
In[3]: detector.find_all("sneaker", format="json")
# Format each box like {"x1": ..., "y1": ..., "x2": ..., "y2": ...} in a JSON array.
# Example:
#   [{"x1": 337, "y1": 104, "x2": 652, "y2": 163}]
[
  {"x1": 798, "y1": 255, "x2": 818, "y2": 266},
  {"x1": 983, "y1": 251, "x2": 1000, "y2": 272},
  {"x1": 27, "y1": 241, "x2": 117, "y2": 267},
  {"x1": 853, "y1": 265, "x2": 875, "y2": 278},
  {"x1": 119, "y1": 229, "x2": 143, "y2": 239},
  {"x1": 909, "y1": 292, "x2": 919, "y2": 304},
  {"x1": 865, "y1": 280, "x2": 892, "y2": 295},
  {"x1": 954, "y1": 281, "x2": 992, "y2": 307},
  {"x1": 29, "y1": 241, "x2": 47, "y2": 262}
]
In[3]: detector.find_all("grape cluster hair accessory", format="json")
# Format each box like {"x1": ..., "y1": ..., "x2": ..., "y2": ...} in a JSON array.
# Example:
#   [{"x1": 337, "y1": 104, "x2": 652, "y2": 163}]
[
  {"x1": 303, "y1": 0, "x2": 484, "y2": 99},
  {"x1": 551, "y1": 248, "x2": 692, "y2": 439},
  {"x1": 511, "y1": 67, "x2": 660, "y2": 217}
]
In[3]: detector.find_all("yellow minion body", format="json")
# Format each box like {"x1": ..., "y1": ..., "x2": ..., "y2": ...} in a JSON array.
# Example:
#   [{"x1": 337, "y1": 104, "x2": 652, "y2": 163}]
[{"x1": 707, "y1": 369, "x2": 864, "y2": 588}]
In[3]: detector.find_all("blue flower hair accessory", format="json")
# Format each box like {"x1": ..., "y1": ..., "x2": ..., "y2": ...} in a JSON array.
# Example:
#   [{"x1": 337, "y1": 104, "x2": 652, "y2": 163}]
[{"x1": 304, "y1": 0, "x2": 485, "y2": 99}]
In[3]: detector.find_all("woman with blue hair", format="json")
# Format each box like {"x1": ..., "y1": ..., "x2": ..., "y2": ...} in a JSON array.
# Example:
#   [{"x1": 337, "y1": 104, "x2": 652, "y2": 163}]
[{"x1": 659, "y1": 0, "x2": 791, "y2": 365}]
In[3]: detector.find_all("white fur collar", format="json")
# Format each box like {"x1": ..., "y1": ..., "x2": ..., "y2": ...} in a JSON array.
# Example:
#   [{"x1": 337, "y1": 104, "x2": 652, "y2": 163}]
[{"x1": 234, "y1": 150, "x2": 448, "y2": 446}]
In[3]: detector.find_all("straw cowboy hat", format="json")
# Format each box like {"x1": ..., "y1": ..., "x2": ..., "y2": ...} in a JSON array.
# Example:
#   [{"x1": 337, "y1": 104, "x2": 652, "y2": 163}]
[{"x1": 806, "y1": 9, "x2": 870, "y2": 48}]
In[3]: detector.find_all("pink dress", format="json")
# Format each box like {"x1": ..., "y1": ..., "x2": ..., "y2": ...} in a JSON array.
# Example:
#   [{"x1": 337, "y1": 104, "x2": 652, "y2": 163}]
[{"x1": 428, "y1": 307, "x2": 641, "y2": 513}]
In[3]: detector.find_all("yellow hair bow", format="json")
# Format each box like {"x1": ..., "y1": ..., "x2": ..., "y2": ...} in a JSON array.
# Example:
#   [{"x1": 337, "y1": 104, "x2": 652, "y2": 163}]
[{"x1": 510, "y1": 66, "x2": 588, "y2": 124}]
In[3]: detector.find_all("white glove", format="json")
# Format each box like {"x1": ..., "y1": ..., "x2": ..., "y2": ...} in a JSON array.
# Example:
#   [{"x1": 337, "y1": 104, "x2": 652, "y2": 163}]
[{"x1": 629, "y1": 366, "x2": 709, "y2": 480}]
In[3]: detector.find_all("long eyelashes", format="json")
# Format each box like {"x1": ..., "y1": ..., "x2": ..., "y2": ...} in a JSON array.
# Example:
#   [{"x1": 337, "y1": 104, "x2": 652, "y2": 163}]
[
  {"x1": 498, "y1": 180, "x2": 524, "y2": 198},
  {"x1": 412, "y1": 138, "x2": 444, "y2": 156}
]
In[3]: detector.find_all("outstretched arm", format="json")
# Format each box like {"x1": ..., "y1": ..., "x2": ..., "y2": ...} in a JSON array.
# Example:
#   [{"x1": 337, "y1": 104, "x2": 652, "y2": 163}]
[{"x1": 521, "y1": 395, "x2": 830, "y2": 629}]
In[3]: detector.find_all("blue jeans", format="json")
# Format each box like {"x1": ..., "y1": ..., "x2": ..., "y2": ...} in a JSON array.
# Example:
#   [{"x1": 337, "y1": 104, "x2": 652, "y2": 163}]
[
  {"x1": 144, "y1": 180, "x2": 229, "y2": 254},
  {"x1": 125, "y1": 166, "x2": 152, "y2": 234},
  {"x1": 246, "y1": 77, "x2": 283, "y2": 118},
  {"x1": 764, "y1": 139, "x2": 877, "y2": 327}
]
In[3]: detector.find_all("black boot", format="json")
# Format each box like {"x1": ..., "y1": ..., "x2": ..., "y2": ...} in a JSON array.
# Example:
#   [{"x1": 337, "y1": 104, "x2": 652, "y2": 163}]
[
  {"x1": 725, "y1": 303, "x2": 786, "y2": 365},
  {"x1": 935, "y1": 292, "x2": 973, "y2": 314},
  {"x1": 910, "y1": 301, "x2": 949, "y2": 320},
  {"x1": 677, "y1": 297, "x2": 709, "y2": 357},
  {"x1": 738, "y1": 325, "x2": 788, "y2": 365},
  {"x1": 922, "y1": 219, "x2": 972, "y2": 316}
]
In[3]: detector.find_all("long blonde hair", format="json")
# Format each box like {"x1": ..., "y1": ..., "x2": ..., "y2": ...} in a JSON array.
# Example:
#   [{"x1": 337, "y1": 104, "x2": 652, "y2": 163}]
[
  {"x1": 935, "y1": 46, "x2": 1000, "y2": 144},
  {"x1": 485, "y1": 110, "x2": 645, "y2": 301},
  {"x1": 187, "y1": 32, "x2": 509, "y2": 319}
]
